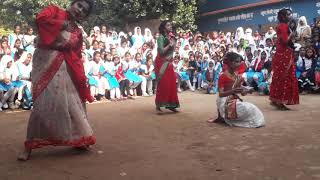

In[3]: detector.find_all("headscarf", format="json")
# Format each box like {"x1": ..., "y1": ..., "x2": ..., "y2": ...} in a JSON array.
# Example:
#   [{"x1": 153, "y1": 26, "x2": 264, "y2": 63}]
[
  {"x1": 244, "y1": 28, "x2": 255, "y2": 46},
  {"x1": 17, "y1": 51, "x2": 31, "y2": 65},
  {"x1": 0, "y1": 55, "x2": 13, "y2": 67},
  {"x1": 225, "y1": 32, "x2": 232, "y2": 45},
  {"x1": 93, "y1": 26, "x2": 100, "y2": 33},
  {"x1": 133, "y1": 26, "x2": 144, "y2": 49},
  {"x1": 235, "y1": 27, "x2": 245, "y2": 43},
  {"x1": 0, "y1": 55, "x2": 16, "y2": 80},
  {"x1": 144, "y1": 28, "x2": 153, "y2": 43},
  {"x1": 297, "y1": 16, "x2": 310, "y2": 37},
  {"x1": 134, "y1": 26, "x2": 143, "y2": 37}
]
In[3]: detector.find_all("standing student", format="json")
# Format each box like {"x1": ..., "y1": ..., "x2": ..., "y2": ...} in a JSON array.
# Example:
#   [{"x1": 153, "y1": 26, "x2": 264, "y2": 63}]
[
  {"x1": 22, "y1": 27, "x2": 36, "y2": 54},
  {"x1": 8, "y1": 25, "x2": 23, "y2": 49}
]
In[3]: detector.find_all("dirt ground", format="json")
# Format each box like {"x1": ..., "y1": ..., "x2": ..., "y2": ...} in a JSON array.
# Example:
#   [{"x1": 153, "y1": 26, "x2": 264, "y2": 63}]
[{"x1": 0, "y1": 92, "x2": 320, "y2": 180}]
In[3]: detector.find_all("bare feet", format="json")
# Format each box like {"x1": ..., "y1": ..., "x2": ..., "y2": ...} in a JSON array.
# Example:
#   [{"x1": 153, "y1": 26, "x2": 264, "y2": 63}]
[
  {"x1": 278, "y1": 104, "x2": 291, "y2": 111},
  {"x1": 156, "y1": 107, "x2": 163, "y2": 114},
  {"x1": 207, "y1": 117, "x2": 216, "y2": 123},
  {"x1": 270, "y1": 102, "x2": 291, "y2": 111},
  {"x1": 207, "y1": 117, "x2": 224, "y2": 123},
  {"x1": 74, "y1": 145, "x2": 90, "y2": 151},
  {"x1": 17, "y1": 148, "x2": 32, "y2": 161},
  {"x1": 167, "y1": 107, "x2": 179, "y2": 113}
]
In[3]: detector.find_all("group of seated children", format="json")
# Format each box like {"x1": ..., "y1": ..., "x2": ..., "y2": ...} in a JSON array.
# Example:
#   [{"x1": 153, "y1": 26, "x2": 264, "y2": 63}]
[{"x1": 0, "y1": 53, "x2": 33, "y2": 111}]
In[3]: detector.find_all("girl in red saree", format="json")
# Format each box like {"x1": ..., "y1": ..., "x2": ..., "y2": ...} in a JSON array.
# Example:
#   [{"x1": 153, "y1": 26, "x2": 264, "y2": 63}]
[
  {"x1": 210, "y1": 52, "x2": 265, "y2": 128},
  {"x1": 270, "y1": 9, "x2": 299, "y2": 110},
  {"x1": 155, "y1": 21, "x2": 180, "y2": 113},
  {"x1": 18, "y1": 0, "x2": 96, "y2": 161}
]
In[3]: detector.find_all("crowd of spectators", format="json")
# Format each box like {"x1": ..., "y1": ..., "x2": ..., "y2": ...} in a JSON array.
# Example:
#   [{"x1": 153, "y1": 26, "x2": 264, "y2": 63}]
[{"x1": 1, "y1": 15, "x2": 320, "y2": 112}]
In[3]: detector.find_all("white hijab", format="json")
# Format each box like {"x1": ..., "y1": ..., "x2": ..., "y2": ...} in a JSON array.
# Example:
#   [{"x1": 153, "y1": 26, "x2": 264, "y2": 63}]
[
  {"x1": 225, "y1": 32, "x2": 232, "y2": 45},
  {"x1": 235, "y1": 27, "x2": 245, "y2": 42},
  {"x1": 134, "y1": 27, "x2": 143, "y2": 37},
  {"x1": 144, "y1": 28, "x2": 153, "y2": 42},
  {"x1": 297, "y1": 16, "x2": 310, "y2": 37}
]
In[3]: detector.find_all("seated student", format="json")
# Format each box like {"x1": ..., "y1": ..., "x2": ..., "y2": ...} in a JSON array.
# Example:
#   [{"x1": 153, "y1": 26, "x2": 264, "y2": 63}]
[
  {"x1": 312, "y1": 48, "x2": 320, "y2": 90},
  {"x1": 296, "y1": 47, "x2": 306, "y2": 79},
  {"x1": 88, "y1": 51, "x2": 108, "y2": 101},
  {"x1": 101, "y1": 52, "x2": 121, "y2": 101},
  {"x1": 242, "y1": 53, "x2": 255, "y2": 86},
  {"x1": 248, "y1": 50, "x2": 269, "y2": 89},
  {"x1": 172, "y1": 54, "x2": 182, "y2": 92},
  {"x1": 208, "y1": 52, "x2": 265, "y2": 128},
  {"x1": 257, "y1": 61, "x2": 273, "y2": 95},
  {"x1": 11, "y1": 39, "x2": 22, "y2": 59},
  {"x1": 203, "y1": 61, "x2": 216, "y2": 94},
  {"x1": 195, "y1": 52, "x2": 205, "y2": 90},
  {"x1": 114, "y1": 55, "x2": 132, "y2": 100},
  {"x1": 188, "y1": 54, "x2": 197, "y2": 89},
  {"x1": 15, "y1": 52, "x2": 33, "y2": 109},
  {"x1": 139, "y1": 55, "x2": 155, "y2": 96},
  {"x1": 87, "y1": 40, "x2": 100, "y2": 58},
  {"x1": 0, "y1": 55, "x2": 18, "y2": 110},
  {"x1": 297, "y1": 47, "x2": 316, "y2": 93},
  {"x1": 213, "y1": 55, "x2": 223, "y2": 93},
  {"x1": 177, "y1": 54, "x2": 195, "y2": 92},
  {"x1": 123, "y1": 52, "x2": 142, "y2": 97}
]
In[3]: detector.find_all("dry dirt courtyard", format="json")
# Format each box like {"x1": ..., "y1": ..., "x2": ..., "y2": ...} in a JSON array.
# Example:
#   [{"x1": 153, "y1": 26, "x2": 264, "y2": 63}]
[{"x1": 0, "y1": 92, "x2": 320, "y2": 180}]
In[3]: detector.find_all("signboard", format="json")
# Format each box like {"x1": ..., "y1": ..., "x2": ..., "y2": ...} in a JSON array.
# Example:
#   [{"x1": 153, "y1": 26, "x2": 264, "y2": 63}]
[
  {"x1": 198, "y1": 0, "x2": 320, "y2": 32},
  {"x1": 200, "y1": 0, "x2": 273, "y2": 14}
]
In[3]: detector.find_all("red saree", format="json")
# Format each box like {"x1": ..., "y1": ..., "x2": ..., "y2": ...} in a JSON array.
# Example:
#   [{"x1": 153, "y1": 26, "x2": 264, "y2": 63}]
[
  {"x1": 155, "y1": 55, "x2": 180, "y2": 108},
  {"x1": 269, "y1": 23, "x2": 299, "y2": 105},
  {"x1": 25, "y1": 5, "x2": 95, "y2": 149},
  {"x1": 34, "y1": 5, "x2": 94, "y2": 103}
]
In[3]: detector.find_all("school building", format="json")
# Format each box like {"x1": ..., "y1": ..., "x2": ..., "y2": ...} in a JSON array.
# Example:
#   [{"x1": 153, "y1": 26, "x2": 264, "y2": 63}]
[{"x1": 198, "y1": 0, "x2": 320, "y2": 32}]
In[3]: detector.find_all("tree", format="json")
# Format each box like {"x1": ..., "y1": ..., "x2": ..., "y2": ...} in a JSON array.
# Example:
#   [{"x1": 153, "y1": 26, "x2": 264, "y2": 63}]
[
  {"x1": 0, "y1": 0, "x2": 207, "y2": 32},
  {"x1": 0, "y1": 0, "x2": 69, "y2": 29},
  {"x1": 93, "y1": 0, "x2": 205, "y2": 32}
]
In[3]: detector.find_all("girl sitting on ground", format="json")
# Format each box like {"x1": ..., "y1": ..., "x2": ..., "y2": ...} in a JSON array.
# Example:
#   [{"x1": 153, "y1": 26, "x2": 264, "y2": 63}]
[{"x1": 208, "y1": 52, "x2": 265, "y2": 128}]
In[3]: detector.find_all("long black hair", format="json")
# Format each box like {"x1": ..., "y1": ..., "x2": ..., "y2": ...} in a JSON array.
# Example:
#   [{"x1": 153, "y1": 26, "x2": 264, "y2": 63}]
[
  {"x1": 224, "y1": 52, "x2": 242, "y2": 64},
  {"x1": 71, "y1": 0, "x2": 95, "y2": 16},
  {"x1": 277, "y1": 8, "x2": 292, "y2": 23},
  {"x1": 158, "y1": 20, "x2": 170, "y2": 36}
]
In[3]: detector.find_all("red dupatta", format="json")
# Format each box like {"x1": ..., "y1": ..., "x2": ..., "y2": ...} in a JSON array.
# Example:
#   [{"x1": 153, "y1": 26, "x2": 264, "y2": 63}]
[{"x1": 35, "y1": 5, "x2": 94, "y2": 103}]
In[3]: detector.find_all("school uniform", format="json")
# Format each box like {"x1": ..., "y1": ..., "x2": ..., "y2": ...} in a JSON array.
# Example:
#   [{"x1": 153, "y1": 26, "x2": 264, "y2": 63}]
[
  {"x1": 101, "y1": 61, "x2": 121, "y2": 99},
  {"x1": 139, "y1": 64, "x2": 155, "y2": 96}
]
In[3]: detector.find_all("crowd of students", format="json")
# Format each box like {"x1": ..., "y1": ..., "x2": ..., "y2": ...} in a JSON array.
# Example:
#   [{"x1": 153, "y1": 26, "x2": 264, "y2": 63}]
[{"x1": 1, "y1": 15, "x2": 320, "y2": 112}]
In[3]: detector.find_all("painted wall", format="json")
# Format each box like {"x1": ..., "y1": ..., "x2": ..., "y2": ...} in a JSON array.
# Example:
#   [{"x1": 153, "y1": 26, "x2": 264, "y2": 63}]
[
  {"x1": 200, "y1": 0, "x2": 272, "y2": 13},
  {"x1": 198, "y1": 0, "x2": 320, "y2": 32}
]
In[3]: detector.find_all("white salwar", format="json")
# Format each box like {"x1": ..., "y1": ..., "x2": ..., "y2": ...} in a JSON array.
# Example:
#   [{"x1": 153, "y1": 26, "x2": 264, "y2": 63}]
[
  {"x1": 140, "y1": 64, "x2": 154, "y2": 96},
  {"x1": 101, "y1": 61, "x2": 121, "y2": 99},
  {"x1": 89, "y1": 61, "x2": 109, "y2": 96}
]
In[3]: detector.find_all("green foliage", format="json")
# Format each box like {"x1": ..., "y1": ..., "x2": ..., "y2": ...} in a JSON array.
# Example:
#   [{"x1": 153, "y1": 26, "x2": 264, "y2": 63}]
[
  {"x1": 0, "y1": 27, "x2": 13, "y2": 36},
  {"x1": 93, "y1": 0, "x2": 205, "y2": 31},
  {"x1": 0, "y1": 0, "x2": 207, "y2": 32},
  {"x1": 0, "y1": 0, "x2": 69, "y2": 28}
]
